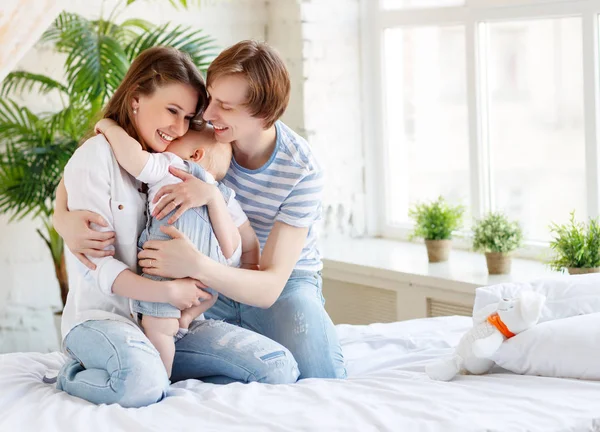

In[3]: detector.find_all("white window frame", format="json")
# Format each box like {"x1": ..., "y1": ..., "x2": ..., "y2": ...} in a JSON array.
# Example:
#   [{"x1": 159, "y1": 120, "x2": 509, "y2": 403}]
[{"x1": 362, "y1": 0, "x2": 600, "y2": 259}]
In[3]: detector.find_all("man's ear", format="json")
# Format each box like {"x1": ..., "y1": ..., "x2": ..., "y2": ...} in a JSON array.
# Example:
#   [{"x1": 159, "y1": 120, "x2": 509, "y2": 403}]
[{"x1": 190, "y1": 147, "x2": 205, "y2": 162}]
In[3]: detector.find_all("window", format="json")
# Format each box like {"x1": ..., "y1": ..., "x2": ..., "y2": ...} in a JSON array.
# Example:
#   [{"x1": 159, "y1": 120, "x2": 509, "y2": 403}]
[
  {"x1": 485, "y1": 18, "x2": 585, "y2": 241},
  {"x1": 365, "y1": 0, "x2": 599, "y2": 252},
  {"x1": 382, "y1": 0, "x2": 465, "y2": 10},
  {"x1": 383, "y1": 26, "x2": 469, "y2": 226}
]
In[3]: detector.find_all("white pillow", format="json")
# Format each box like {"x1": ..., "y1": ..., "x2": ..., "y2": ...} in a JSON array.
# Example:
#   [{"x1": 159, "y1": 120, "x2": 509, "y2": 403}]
[
  {"x1": 491, "y1": 312, "x2": 600, "y2": 380},
  {"x1": 473, "y1": 273, "x2": 600, "y2": 323}
]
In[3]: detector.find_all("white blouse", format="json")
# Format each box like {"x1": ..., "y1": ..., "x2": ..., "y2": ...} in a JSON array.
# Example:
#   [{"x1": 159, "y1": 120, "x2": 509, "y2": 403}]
[{"x1": 61, "y1": 135, "x2": 146, "y2": 340}]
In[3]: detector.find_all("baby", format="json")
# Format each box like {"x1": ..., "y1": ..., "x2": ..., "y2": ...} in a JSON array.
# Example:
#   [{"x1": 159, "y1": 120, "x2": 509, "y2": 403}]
[{"x1": 95, "y1": 118, "x2": 260, "y2": 377}]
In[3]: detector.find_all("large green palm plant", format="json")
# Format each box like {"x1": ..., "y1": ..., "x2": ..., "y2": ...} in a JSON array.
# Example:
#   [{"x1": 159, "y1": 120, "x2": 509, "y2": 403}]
[{"x1": 0, "y1": 0, "x2": 216, "y2": 307}]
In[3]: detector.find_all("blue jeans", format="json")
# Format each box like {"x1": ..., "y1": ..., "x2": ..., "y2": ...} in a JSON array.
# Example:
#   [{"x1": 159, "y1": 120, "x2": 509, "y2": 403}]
[
  {"x1": 205, "y1": 269, "x2": 346, "y2": 380},
  {"x1": 57, "y1": 319, "x2": 300, "y2": 407}
]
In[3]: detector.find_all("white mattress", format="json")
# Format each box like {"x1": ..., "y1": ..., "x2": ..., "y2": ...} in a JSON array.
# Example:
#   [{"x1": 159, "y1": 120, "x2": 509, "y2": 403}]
[{"x1": 1, "y1": 316, "x2": 599, "y2": 432}]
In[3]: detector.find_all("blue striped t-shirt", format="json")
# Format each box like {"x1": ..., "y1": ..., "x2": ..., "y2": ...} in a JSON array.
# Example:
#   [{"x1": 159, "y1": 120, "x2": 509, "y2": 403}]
[{"x1": 222, "y1": 121, "x2": 323, "y2": 272}]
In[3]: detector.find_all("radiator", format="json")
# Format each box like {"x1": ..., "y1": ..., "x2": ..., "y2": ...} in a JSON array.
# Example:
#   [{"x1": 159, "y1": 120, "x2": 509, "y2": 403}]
[
  {"x1": 322, "y1": 279, "x2": 397, "y2": 325},
  {"x1": 427, "y1": 298, "x2": 473, "y2": 318}
]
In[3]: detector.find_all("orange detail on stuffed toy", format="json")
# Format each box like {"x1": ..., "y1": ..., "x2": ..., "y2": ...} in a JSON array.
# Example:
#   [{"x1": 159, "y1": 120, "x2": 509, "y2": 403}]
[{"x1": 487, "y1": 313, "x2": 516, "y2": 339}]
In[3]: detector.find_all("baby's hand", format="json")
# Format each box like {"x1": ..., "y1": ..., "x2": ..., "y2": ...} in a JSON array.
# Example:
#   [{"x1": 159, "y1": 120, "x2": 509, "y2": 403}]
[{"x1": 94, "y1": 118, "x2": 119, "y2": 135}]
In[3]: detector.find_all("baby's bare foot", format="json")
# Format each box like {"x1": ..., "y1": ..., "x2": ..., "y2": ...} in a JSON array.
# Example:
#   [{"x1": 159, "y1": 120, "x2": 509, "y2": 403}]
[{"x1": 179, "y1": 307, "x2": 199, "y2": 330}]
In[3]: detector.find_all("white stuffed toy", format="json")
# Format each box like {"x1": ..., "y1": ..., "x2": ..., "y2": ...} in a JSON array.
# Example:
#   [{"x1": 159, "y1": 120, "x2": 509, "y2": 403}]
[{"x1": 426, "y1": 291, "x2": 546, "y2": 381}]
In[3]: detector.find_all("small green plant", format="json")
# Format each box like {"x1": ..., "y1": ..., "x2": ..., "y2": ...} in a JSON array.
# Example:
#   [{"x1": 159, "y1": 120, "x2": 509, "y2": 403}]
[
  {"x1": 472, "y1": 212, "x2": 523, "y2": 254},
  {"x1": 548, "y1": 211, "x2": 600, "y2": 271},
  {"x1": 408, "y1": 196, "x2": 465, "y2": 241}
]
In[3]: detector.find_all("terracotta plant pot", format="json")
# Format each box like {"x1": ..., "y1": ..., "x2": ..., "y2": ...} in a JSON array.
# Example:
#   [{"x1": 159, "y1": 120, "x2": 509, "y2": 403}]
[
  {"x1": 485, "y1": 252, "x2": 512, "y2": 275},
  {"x1": 567, "y1": 267, "x2": 600, "y2": 275},
  {"x1": 424, "y1": 239, "x2": 451, "y2": 263}
]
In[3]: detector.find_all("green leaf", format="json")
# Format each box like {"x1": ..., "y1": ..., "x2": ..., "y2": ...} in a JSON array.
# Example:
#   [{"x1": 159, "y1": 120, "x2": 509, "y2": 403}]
[
  {"x1": 41, "y1": 12, "x2": 89, "y2": 50},
  {"x1": 547, "y1": 211, "x2": 600, "y2": 271},
  {"x1": 472, "y1": 212, "x2": 523, "y2": 254},
  {"x1": 1, "y1": 72, "x2": 69, "y2": 98},
  {"x1": 126, "y1": 24, "x2": 216, "y2": 72},
  {"x1": 0, "y1": 99, "x2": 49, "y2": 149},
  {"x1": 65, "y1": 32, "x2": 130, "y2": 105},
  {"x1": 408, "y1": 196, "x2": 465, "y2": 241}
]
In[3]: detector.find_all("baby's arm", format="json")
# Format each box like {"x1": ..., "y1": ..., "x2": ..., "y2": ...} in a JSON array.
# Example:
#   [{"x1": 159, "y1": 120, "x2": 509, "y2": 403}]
[
  {"x1": 207, "y1": 192, "x2": 241, "y2": 259},
  {"x1": 239, "y1": 221, "x2": 261, "y2": 270},
  {"x1": 95, "y1": 118, "x2": 150, "y2": 177}
]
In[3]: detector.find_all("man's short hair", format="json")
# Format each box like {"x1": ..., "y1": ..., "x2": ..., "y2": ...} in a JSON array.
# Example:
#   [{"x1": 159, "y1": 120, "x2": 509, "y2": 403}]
[{"x1": 207, "y1": 40, "x2": 291, "y2": 128}]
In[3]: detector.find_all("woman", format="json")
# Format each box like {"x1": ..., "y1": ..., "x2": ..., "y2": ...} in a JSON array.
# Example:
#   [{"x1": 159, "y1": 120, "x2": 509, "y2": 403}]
[
  {"x1": 57, "y1": 40, "x2": 346, "y2": 382},
  {"x1": 53, "y1": 46, "x2": 299, "y2": 408}
]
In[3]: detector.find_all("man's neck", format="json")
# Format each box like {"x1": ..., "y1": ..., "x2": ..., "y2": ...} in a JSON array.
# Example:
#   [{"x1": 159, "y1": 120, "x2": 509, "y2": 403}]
[{"x1": 233, "y1": 125, "x2": 277, "y2": 170}]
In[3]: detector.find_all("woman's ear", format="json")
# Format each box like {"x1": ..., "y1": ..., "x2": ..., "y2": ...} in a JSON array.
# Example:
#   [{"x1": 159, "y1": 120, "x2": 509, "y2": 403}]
[
  {"x1": 190, "y1": 147, "x2": 205, "y2": 162},
  {"x1": 131, "y1": 96, "x2": 140, "y2": 111}
]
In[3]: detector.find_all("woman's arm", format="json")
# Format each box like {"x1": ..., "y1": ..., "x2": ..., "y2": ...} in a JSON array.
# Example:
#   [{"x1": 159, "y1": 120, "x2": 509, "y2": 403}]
[
  {"x1": 139, "y1": 222, "x2": 307, "y2": 308},
  {"x1": 95, "y1": 118, "x2": 149, "y2": 177},
  {"x1": 53, "y1": 179, "x2": 116, "y2": 270}
]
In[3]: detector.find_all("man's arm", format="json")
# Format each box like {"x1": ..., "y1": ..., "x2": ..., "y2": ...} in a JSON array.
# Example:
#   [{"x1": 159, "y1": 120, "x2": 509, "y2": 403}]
[
  {"x1": 192, "y1": 222, "x2": 307, "y2": 307},
  {"x1": 96, "y1": 118, "x2": 150, "y2": 177},
  {"x1": 139, "y1": 221, "x2": 308, "y2": 308},
  {"x1": 139, "y1": 165, "x2": 322, "y2": 308},
  {"x1": 53, "y1": 178, "x2": 115, "y2": 270}
]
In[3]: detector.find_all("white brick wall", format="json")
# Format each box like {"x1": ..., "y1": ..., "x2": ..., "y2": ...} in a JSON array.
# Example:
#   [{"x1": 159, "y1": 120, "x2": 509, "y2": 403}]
[
  {"x1": 0, "y1": 0, "x2": 367, "y2": 353},
  {"x1": 299, "y1": 0, "x2": 366, "y2": 237},
  {"x1": 267, "y1": 0, "x2": 304, "y2": 135},
  {"x1": 268, "y1": 0, "x2": 365, "y2": 237}
]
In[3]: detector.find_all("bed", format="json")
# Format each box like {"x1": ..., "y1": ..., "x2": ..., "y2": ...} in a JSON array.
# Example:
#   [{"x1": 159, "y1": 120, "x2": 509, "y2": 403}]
[{"x1": 1, "y1": 315, "x2": 599, "y2": 432}]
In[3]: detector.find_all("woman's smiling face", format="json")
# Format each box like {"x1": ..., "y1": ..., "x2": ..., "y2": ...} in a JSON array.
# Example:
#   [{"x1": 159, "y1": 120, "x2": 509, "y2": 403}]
[{"x1": 132, "y1": 82, "x2": 199, "y2": 153}]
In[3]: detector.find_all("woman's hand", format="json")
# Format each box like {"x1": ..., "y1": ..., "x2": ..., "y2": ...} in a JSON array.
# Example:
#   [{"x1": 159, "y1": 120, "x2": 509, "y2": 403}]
[
  {"x1": 152, "y1": 167, "x2": 218, "y2": 224},
  {"x1": 56, "y1": 210, "x2": 115, "y2": 270},
  {"x1": 139, "y1": 225, "x2": 205, "y2": 279},
  {"x1": 166, "y1": 278, "x2": 213, "y2": 310}
]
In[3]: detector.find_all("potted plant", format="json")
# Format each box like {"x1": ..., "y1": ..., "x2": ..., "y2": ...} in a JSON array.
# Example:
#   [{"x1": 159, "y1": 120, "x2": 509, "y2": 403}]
[
  {"x1": 408, "y1": 196, "x2": 465, "y2": 262},
  {"x1": 548, "y1": 211, "x2": 600, "y2": 275},
  {"x1": 472, "y1": 212, "x2": 523, "y2": 275},
  {"x1": 0, "y1": 1, "x2": 216, "y2": 315}
]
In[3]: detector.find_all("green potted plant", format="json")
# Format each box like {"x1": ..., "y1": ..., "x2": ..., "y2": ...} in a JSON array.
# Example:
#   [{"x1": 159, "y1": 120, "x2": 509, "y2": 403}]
[
  {"x1": 408, "y1": 196, "x2": 465, "y2": 262},
  {"x1": 548, "y1": 211, "x2": 600, "y2": 275},
  {"x1": 0, "y1": 0, "x2": 216, "y2": 310},
  {"x1": 472, "y1": 212, "x2": 523, "y2": 275}
]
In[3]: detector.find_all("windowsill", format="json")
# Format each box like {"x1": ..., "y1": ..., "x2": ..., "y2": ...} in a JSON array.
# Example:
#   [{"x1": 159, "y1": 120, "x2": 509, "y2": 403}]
[{"x1": 320, "y1": 236, "x2": 563, "y2": 295}]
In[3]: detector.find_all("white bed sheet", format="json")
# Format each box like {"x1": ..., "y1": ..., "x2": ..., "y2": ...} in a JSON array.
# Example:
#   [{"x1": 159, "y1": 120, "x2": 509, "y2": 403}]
[{"x1": 1, "y1": 316, "x2": 599, "y2": 432}]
